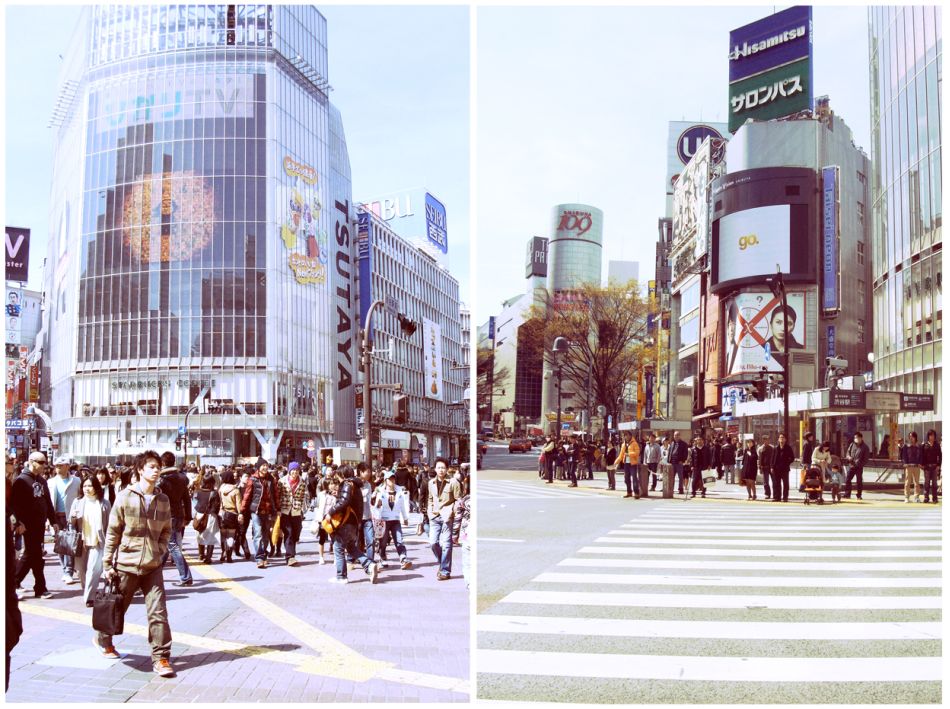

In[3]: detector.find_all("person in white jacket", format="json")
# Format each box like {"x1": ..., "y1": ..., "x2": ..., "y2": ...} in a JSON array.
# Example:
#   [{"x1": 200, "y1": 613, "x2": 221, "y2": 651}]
[{"x1": 372, "y1": 469, "x2": 412, "y2": 570}]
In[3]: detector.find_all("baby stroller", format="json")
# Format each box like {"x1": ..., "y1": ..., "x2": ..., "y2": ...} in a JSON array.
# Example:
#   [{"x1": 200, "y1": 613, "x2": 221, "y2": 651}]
[{"x1": 802, "y1": 466, "x2": 824, "y2": 505}]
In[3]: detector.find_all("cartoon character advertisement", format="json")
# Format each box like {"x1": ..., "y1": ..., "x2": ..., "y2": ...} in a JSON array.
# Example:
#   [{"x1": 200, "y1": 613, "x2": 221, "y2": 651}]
[{"x1": 280, "y1": 155, "x2": 327, "y2": 286}]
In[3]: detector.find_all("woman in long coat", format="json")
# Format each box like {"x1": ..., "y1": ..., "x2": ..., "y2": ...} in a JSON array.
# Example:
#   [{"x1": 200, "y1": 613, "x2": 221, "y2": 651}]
[{"x1": 740, "y1": 438, "x2": 759, "y2": 500}]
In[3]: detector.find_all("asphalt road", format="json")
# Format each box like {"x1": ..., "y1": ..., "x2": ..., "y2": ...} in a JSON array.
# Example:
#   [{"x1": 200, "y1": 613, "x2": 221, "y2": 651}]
[{"x1": 476, "y1": 443, "x2": 942, "y2": 704}]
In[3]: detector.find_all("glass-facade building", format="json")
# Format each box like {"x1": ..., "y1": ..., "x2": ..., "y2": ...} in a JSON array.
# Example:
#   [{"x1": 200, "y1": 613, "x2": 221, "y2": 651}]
[
  {"x1": 868, "y1": 6, "x2": 942, "y2": 435},
  {"x1": 41, "y1": 5, "x2": 359, "y2": 463}
]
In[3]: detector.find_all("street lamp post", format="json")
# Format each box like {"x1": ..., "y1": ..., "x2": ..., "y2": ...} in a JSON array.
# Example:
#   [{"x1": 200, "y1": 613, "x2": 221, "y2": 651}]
[
  {"x1": 360, "y1": 298, "x2": 417, "y2": 468},
  {"x1": 552, "y1": 337, "x2": 569, "y2": 440},
  {"x1": 182, "y1": 404, "x2": 199, "y2": 468},
  {"x1": 768, "y1": 266, "x2": 791, "y2": 442}
]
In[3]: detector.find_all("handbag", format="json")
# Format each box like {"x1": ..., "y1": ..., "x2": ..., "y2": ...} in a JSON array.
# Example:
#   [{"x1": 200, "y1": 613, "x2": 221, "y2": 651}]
[
  {"x1": 54, "y1": 522, "x2": 84, "y2": 558},
  {"x1": 192, "y1": 513, "x2": 208, "y2": 533},
  {"x1": 91, "y1": 575, "x2": 125, "y2": 636},
  {"x1": 320, "y1": 506, "x2": 353, "y2": 536}
]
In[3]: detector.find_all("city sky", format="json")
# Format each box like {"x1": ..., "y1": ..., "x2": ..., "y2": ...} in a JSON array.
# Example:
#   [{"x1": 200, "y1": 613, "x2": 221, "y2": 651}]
[
  {"x1": 476, "y1": 4, "x2": 872, "y2": 313},
  {"x1": 2, "y1": 4, "x2": 471, "y2": 303}
]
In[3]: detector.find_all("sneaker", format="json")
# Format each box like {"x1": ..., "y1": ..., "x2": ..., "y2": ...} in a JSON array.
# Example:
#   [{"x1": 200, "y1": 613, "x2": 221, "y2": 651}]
[
  {"x1": 916, "y1": 496, "x2": 921, "y2": 503},
  {"x1": 369, "y1": 563, "x2": 379, "y2": 584},
  {"x1": 318, "y1": 557, "x2": 326, "y2": 565},
  {"x1": 16, "y1": 588, "x2": 27, "y2": 600},
  {"x1": 287, "y1": 557, "x2": 298, "y2": 567},
  {"x1": 172, "y1": 579, "x2": 193, "y2": 587},
  {"x1": 153, "y1": 659, "x2": 176, "y2": 677},
  {"x1": 62, "y1": 574, "x2": 75, "y2": 585},
  {"x1": 904, "y1": 497, "x2": 911, "y2": 503},
  {"x1": 437, "y1": 572, "x2": 450, "y2": 581},
  {"x1": 256, "y1": 560, "x2": 267, "y2": 569},
  {"x1": 37, "y1": 591, "x2": 53, "y2": 599},
  {"x1": 328, "y1": 577, "x2": 348, "y2": 585},
  {"x1": 93, "y1": 637, "x2": 121, "y2": 659},
  {"x1": 623, "y1": 494, "x2": 633, "y2": 498},
  {"x1": 400, "y1": 559, "x2": 412, "y2": 570}
]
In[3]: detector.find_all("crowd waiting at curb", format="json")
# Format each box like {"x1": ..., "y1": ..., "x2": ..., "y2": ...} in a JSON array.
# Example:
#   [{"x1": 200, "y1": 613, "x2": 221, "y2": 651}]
[
  {"x1": 5, "y1": 449, "x2": 470, "y2": 685},
  {"x1": 537, "y1": 428, "x2": 941, "y2": 503}
]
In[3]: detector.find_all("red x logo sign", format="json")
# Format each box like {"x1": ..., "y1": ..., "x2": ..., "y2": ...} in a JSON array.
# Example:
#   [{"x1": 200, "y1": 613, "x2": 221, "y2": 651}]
[{"x1": 734, "y1": 295, "x2": 781, "y2": 347}]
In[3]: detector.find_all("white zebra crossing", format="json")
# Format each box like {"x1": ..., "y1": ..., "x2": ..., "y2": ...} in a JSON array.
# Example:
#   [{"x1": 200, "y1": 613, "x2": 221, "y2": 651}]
[
  {"x1": 477, "y1": 480, "x2": 607, "y2": 499},
  {"x1": 477, "y1": 503, "x2": 942, "y2": 699}
]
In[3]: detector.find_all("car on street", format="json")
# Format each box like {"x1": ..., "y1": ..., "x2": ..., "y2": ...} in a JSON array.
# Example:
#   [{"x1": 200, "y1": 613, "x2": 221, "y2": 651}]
[{"x1": 508, "y1": 438, "x2": 533, "y2": 453}]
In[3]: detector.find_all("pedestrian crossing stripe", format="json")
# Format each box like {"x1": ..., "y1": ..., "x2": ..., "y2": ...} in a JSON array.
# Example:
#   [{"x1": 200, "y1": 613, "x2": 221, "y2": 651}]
[
  {"x1": 495, "y1": 590, "x2": 943, "y2": 610},
  {"x1": 478, "y1": 481, "x2": 606, "y2": 499},
  {"x1": 599, "y1": 535, "x2": 942, "y2": 547},
  {"x1": 478, "y1": 650, "x2": 943, "y2": 682},
  {"x1": 609, "y1": 529, "x2": 941, "y2": 538},
  {"x1": 532, "y1": 571, "x2": 940, "y2": 588},
  {"x1": 557, "y1": 557, "x2": 942, "y2": 571},
  {"x1": 619, "y1": 521, "x2": 941, "y2": 529},
  {"x1": 478, "y1": 615, "x2": 941, "y2": 640},
  {"x1": 577, "y1": 544, "x2": 941, "y2": 558}
]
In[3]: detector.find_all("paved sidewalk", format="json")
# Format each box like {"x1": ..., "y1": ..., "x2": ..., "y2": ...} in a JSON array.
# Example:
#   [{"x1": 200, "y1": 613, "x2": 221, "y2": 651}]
[{"x1": 7, "y1": 513, "x2": 470, "y2": 703}]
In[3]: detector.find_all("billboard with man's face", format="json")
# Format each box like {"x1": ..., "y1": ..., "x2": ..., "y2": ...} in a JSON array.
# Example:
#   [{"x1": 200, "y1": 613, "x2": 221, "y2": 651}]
[{"x1": 723, "y1": 291, "x2": 805, "y2": 376}]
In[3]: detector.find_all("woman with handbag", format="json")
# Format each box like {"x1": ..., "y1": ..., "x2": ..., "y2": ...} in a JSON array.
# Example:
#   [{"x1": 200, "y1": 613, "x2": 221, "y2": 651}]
[
  {"x1": 217, "y1": 471, "x2": 242, "y2": 563},
  {"x1": 193, "y1": 473, "x2": 221, "y2": 564},
  {"x1": 68, "y1": 475, "x2": 111, "y2": 607},
  {"x1": 740, "y1": 438, "x2": 759, "y2": 501},
  {"x1": 314, "y1": 477, "x2": 338, "y2": 565}
]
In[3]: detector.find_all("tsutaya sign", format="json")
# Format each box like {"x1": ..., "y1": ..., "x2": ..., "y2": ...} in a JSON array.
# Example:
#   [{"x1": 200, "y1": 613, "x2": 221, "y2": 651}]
[{"x1": 727, "y1": 6, "x2": 813, "y2": 133}]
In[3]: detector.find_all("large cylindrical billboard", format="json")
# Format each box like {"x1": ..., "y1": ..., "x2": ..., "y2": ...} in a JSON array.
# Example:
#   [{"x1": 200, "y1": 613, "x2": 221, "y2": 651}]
[{"x1": 710, "y1": 167, "x2": 818, "y2": 294}]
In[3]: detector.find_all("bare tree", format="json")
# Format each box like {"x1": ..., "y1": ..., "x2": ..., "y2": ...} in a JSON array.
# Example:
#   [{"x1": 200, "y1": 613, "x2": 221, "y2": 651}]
[
  {"x1": 524, "y1": 280, "x2": 662, "y2": 429},
  {"x1": 476, "y1": 346, "x2": 511, "y2": 411}
]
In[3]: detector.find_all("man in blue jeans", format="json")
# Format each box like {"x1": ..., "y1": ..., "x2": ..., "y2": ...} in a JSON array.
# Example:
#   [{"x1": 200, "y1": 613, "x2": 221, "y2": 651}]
[
  {"x1": 239, "y1": 463, "x2": 279, "y2": 569},
  {"x1": 48, "y1": 457, "x2": 81, "y2": 586},
  {"x1": 357, "y1": 464, "x2": 376, "y2": 565},
  {"x1": 427, "y1": 458, "x2": 462, "y2": 580},
  {"x1": 158, "y1": 453, "x2": 192, "y2": 587},
  {"x1": 323, "y1": 469, "x2": 379, "y2": 584}
]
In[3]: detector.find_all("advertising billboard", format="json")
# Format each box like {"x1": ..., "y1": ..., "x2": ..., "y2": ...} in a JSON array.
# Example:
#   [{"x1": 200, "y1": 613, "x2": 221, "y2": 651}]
[
  {"x1": 424, "y1": 193, "x2": 448, "y2": 254},
  {"x1": 280, "y1": 155, "x2": 328, "y2": 286},
  {"x1": 723, "y1": 291, "x2": 806, "y2": 375},
  {"x1": 422, "y1": 318, "x2": 444, "y2": 401},
  {"x1": 357, "y1": 210, "x2": 374, "y2": 343},
  {"x1": 5, "y1": 227, "x2": 30, "y2": 283},
  {"x1": 821, "y1": 165, "x2": 840, "y2": 313},
  {"x1": 665, "y1": 122, "x2": 728, "y2": 202},
  {"x1": 710, "y1": 167, "x2": 817, "y2": 294},
  {"x1": 727, "y1": 6, "x2": 813, "y2": 133},
  {"x1": 525, "y1": 236, "x2": 548, "y2": 278},
  {"x1": 716, "y1": 204, "x2": 791, "y2": 284}
]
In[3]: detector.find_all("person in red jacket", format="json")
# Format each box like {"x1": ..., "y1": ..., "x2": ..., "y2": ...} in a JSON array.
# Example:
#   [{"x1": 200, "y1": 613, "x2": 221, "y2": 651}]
[{"x1": 239, "y1": 463, "x2": 279, "y2": 569}]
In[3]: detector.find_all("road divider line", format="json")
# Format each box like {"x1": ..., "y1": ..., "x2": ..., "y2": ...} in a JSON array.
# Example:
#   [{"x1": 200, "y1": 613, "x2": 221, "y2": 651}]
[
  {"x1": 532, "y1": 571, "x2": 940, "y2": 588},
  {"x1": 557, "y1": 557, "x2": 941, "y2": 571},
  {"x1": 578, "y1": 545, "x2": 941, "y2": 558},
  {"x1": 619, "y1": 522, "x2": 941, "y2": 529},
  {"x1": 476, "y1": 650, "x2": 943, "y2": 682},
  {"x1": 497, "y1": 589, "x2": 943, "y2": 609},
  {"x1": 478, "y1": 615, "x2": 942, "y2": 640}
]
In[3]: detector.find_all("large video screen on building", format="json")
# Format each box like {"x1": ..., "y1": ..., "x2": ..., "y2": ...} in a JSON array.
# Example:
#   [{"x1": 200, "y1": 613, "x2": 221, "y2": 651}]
[
  {"x1": 710, "y1": 167, "x2": 816, "y2": 294},
  {"x1": 716, "y1": 204, "x2": 790, "y2": 284}
]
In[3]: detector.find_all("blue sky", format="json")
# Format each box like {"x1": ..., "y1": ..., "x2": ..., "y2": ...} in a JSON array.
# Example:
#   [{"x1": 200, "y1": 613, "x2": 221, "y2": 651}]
[
  {"x1": 476, "y1": 5, "x2": 872, "y2": 313},
  {"x1": 3, "y1": 4, "x2": 471, "y2": 302}
]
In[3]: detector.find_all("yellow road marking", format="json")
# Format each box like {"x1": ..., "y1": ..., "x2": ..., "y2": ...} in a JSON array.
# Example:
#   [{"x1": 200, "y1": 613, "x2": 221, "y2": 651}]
[{"x1": 183, "y1": 554, "x2": 388, "y2": 682}]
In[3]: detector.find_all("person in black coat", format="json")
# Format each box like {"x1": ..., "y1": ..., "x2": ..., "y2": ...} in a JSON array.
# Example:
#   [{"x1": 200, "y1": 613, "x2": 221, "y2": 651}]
[
  {"x1": 720, "y1": 438, "x2": 737, "y2": 484},
  {"x1": 323, "y1": 470, "x2": 378, "y2": 583},
  {"x1": 740, "y1": 439, "x2": 759, "y2": 500},
  {"x1": 921, "y1": 430, "x2": 942, "y2": 504},
  {"x1": 687, "y1": 438, "x2": 708, "y2": 498},
  {"x1": 771, "y1": 433, "x2": 796, "y2": 502},
  {"x1": 604, "y1": 437, "x2": 619, "y2": 491},
  {"x1": 799, "y1": 432, "x2": 816, "y2": 492},
  {"x1": 11, "y1": 452, "x2": 59, "y2": 599},
  {"x1": 669, "y1": 431, "x2": 690, "y2": 494}
]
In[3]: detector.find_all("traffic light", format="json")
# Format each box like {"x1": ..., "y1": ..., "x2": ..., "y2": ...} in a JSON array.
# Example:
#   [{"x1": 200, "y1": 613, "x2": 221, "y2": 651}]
[
  {"x1": 394, "y1": 393, "x2": 409, "y2": 424},
  {"x1": 754, "y1": 380, "x2": 767, "y2": 402},
  {"x1": 175, "y1": 436, "x2": 181, "y2": 451}
]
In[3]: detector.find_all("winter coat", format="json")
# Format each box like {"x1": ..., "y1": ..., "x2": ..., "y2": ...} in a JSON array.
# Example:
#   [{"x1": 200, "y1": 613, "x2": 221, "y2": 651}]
[
  {"x1": 327, "y1": 478, "x2": 363, "y2": 528},
  {"x1": 157, "y1": 468, "x2": 193, "y2": 521},
  {"x1": 900, "y1": 444, "x2": 923, "y2": 466},
  {"x1": 921, "y1": 441, "x2": 942, "y2": 468},
  {"x1": 68, "y1": 496, "x2": 112, "y2": 548},
  {"x1": 619, "y1": 439, "x2": 641, "y2": 465},
  {"x1": 278, "y1": 476, "x2": 308, "y2": 516},
  {"x1": 771, "y1": 443, "x2": 795, "y2": 475},
  {"x1": 103, "y1": 485, "x2": 172, "y2": 576},
  {"x1": 10, "y1": 471, "x2": 57, "y2": 531},
  {"x1": 240, "y1": 472, "x2": 279, "y2": 516},
  {"x1": 740, "y1": 447, "x2": 759, "y2": 482},
  {"x1": 669, "y1": 439, "x2": 690, "y2": 465},
  {"x1": 720, "y1": 443, "x2": 736, "y2": 466},
  {"x1": 846, "y1": 441, "x2": 871, "y2": 469},
  {"x1": 757, "y1": 444, "x2": 774, "y2": 471}
]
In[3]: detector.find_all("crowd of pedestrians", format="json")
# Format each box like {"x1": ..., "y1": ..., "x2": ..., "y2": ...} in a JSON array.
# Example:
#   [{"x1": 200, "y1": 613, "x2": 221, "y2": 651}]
[
  {"x1": 6, "y1": 449, "x2": 470, "y2": 685},
  {"x1": 535, "y1": 427, "x2": 941, "y2": 504}
]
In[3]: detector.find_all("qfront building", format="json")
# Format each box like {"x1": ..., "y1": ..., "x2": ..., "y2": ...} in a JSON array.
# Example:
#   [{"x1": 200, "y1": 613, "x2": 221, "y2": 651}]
[{"x1": 39, "y1": 5, "x2": 361, "y2": 464}]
